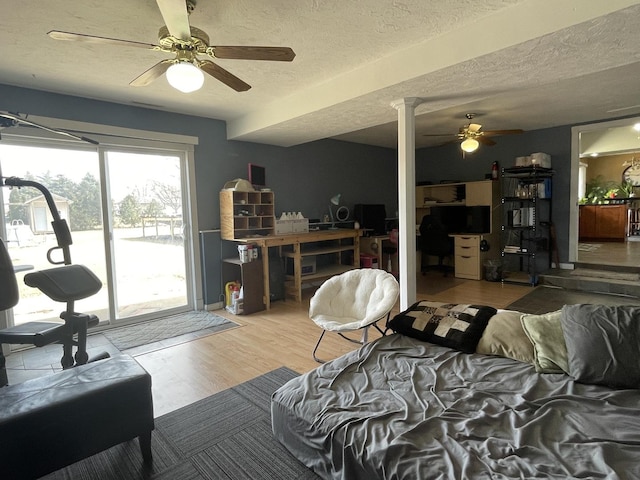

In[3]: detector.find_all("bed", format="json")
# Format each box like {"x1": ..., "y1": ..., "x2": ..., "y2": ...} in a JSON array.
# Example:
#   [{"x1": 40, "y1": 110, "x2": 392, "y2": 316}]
[{"x1": 271, "y1": 302, "x2": 640, "y2": 479}]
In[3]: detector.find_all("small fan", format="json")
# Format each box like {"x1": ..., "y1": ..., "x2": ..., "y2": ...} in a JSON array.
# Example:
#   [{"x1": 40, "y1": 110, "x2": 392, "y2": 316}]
[
  {"x1": 47, "y1": 0, "x2": 296, "y2": 93},
  {"x1": 424, "y1": 113, "x2": 523, "y2": 152}
]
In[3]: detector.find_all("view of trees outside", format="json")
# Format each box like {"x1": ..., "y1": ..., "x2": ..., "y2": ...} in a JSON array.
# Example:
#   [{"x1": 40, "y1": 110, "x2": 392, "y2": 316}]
[
  {"x1": 6, "y1": 171, "x2": 102, "y2": 231},
  {"x1": 105, "y1": 150, "x2": 188, "y2": 318},
  {"x1": 1, "y1": 143, "x2": 190, "y2": 327}
]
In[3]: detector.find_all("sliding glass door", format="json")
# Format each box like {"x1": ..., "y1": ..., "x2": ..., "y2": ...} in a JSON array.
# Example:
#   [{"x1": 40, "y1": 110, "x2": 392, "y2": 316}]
[
  {"x1": 104, "y1": 150, "x2": 189, "y2": 319},
  {"x1": 0, "y1": 138, "x2": 194, "y2": 330}
]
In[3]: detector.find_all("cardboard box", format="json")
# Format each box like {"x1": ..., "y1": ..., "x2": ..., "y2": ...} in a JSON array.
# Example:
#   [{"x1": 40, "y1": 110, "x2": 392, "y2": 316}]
[
  {"x1": 287, "y1": 256, "x2": 316, "y2": 275},
  {"x1": 291, "y1": 218, "x2": 309, "y2": 233},
  {"x1": 275, "y1": 218, "x2": 309, "y2": 234},
  {"x1": 275, "y1": 220, "x2": 293, "y2": 234},
  {"x1": 530, "y1": 152, "x2": 551, "y2": 168}
]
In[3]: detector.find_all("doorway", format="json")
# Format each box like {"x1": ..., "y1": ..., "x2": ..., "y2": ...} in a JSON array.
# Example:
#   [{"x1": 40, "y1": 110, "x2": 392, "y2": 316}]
[
  {"x1": 570, "y1": 116, "x2": 640, "y2": 269},
  {"x1": 0, "y1": 138, "x2": 196, "y2": 330}
]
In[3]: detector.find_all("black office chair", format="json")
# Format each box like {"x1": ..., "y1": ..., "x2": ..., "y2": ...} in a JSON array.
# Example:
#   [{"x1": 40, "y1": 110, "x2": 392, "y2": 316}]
[
  {"x1": 419, "y1": 215, "x2": 454, "y2": 276},
  {"x1": 0, "y1": 177, "x2": 105, "y2": 387},
  {"x1": 382, "y1": 228, "x2": 399, "y2": 276}
]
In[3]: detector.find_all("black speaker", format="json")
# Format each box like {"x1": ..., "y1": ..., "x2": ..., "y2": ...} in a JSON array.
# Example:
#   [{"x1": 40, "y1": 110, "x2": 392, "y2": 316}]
[{"x1": 268, "y1": 251, "x2": 285, "y2": 302}]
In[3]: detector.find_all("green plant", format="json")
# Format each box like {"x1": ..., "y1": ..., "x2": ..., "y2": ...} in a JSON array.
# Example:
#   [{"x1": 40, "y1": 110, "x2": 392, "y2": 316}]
[
  {"x1": 619, "y1": 179, "x2": 635, "y2": 198},
  {"x1": 583, "y1": 175, "x2": 618, "y2": 204}
]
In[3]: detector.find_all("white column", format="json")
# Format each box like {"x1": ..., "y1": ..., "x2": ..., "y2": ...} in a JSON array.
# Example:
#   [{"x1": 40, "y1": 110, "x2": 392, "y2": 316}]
[{"x1": 391, "y1": 97, "x2": 423, "y2": 310}]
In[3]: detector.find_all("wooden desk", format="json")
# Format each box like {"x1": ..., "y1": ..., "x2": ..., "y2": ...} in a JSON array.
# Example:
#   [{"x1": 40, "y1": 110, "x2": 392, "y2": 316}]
[{"x1": 236, "y1": 229, "x2": 360, "y2": 308}]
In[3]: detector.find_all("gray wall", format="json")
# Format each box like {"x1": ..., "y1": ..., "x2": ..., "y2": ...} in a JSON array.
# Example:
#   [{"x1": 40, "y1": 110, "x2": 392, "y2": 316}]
[
  {"x1": 0, "y1": 84, "x2": 397, "y2": 303},
  {"x1": 3, "y1": 83, "x2": 625, "y2": 303},
  {"x1": 416, "y1": 126, "x2": 572, "y2": 264}
]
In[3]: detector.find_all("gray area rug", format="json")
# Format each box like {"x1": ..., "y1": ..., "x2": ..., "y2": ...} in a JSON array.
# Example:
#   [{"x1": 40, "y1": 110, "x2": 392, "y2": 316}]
[
  {"x1": 44, "y1": 367, "x2": 319, "y2": 480},
  {"x1": 506, "y1": 286, "x2": 640, "y2": 315},
  {"x1": 103, "y1": 311, "x2": 239, "y2": 351}
]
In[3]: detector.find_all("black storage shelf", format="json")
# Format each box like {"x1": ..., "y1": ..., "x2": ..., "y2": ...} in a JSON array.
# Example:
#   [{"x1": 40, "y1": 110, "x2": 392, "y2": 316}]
[{"x1": 500, "y1": 166, "x2": 553, "y2": 286}]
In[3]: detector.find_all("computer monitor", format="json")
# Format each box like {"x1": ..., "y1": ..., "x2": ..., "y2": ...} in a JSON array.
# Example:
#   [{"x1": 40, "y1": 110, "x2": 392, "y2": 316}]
[
  {"x1": 354, "y1": 204, "x2": 387, "y2": 235},
  {"x1": 428, "y1": 205, "x2": 490, "y2": 234},
  {"x1": 248, "y1": 163, "x2": 266, "y2": 188}
]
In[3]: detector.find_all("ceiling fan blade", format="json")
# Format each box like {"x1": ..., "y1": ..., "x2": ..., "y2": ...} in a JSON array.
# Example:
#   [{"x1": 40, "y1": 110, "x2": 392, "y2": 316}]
[
  {"x1": 477, "y1": 136, "x2": 496, "y2": 146},
  {"x1": 422, "y1": 133, "x2": 457, "y2": 137},
  {"x1": 156, "y1": 0, "x2": 192, "y2": 41},
  {"x1": 211, "y1": 46, "x2": 296, "y2": 62},
  {"x1": 48, "y1": 30, "x2": 158, "y2": 49},
  {"x1": 468, "y1": 123, "x2": 482, "y2": 133},
  {"x1": 198, "y1": 60, "x2": 251, "y2": 92},
  {"x1": 0, "y1": 112, "x2": 99, "y2": 144},
  {"x1": 130, "y1": 60, "x2": 173, "y2": 87},
  {"x1": 482, "y1": 129, "x2": 524, "y2": 136}
]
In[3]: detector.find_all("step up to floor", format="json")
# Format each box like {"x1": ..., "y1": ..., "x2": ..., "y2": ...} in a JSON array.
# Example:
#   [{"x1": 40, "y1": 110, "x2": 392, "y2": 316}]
[{"x1": 540, "y1": 268, "x2": 640, "y2": 298}]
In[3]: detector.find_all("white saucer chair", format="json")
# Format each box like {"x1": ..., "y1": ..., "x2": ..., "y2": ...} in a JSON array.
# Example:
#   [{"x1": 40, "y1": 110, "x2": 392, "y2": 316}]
[{"x1": 309, "y1": 268, "x2": 399, "y2": 362}]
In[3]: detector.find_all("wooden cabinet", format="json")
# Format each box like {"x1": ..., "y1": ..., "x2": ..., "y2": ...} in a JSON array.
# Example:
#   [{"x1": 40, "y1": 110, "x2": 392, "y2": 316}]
[
  {"x1": 221, "y1": 258, "x2": 264, "y2": 314},
  {"x1": 452, "y1": 234, "x2": 493, "y2": 280},
  {"x1": 579, "y1": 205, "x2": 626, "y2": 241},
  {"x1": 220, "y1": 190, "x2": 275, "y2": 240},
  {"x1": 466, "y1": 181, "x2": 496, "y2": 206}
]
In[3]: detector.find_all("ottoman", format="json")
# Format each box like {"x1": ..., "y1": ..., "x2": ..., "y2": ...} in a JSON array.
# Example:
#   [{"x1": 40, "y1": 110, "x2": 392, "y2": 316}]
[{"x1": 0, "y1": 354, "x2": 154, "y2": 479}]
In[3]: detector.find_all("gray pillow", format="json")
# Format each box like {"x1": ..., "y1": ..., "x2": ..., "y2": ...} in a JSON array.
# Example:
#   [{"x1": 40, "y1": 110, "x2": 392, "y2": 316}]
[
  {"x1": 521, "y1": 310, "x2": 569, "y2": 374},
  {"x1": 561, "y1": 304, "x2": 640, "y2": 389}
]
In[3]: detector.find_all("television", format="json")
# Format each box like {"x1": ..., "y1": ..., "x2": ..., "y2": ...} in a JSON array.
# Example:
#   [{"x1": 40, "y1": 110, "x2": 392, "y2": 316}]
[
  {"x1": 248, "y1": 163, "x2": 266, "y2": 188},
  {"x1": 354, "y1": 204, "x2": 387, "y2": 236}
]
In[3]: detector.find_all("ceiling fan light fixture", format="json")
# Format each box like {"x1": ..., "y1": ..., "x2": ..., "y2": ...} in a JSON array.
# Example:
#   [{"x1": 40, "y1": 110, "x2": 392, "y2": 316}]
[
  {"x1": 460, "y1": 137, "x2": 479, "y2": 153},
  {"x1": 166, "y1": 61, "x2": 204, "y2": 93}
]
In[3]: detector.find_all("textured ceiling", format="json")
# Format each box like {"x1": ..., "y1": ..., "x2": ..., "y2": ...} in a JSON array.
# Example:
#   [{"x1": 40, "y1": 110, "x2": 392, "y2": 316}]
[{"x1": 1, "y1": 0, "x2": 640, "y2": 149}]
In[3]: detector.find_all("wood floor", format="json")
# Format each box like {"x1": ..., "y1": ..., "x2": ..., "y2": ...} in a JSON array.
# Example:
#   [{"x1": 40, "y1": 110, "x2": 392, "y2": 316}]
[
  {"x1": 136, "y1": 272, "x2": 532, "y2": 416},
  {"x1": 577, "y1": 238, "x2": 640, "y2": 268}
]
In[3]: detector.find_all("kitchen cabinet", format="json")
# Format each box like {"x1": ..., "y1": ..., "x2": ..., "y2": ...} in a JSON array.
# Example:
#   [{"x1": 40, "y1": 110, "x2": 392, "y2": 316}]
[{"x1": 579, "y1": 205, "x2": 626, "y2": 241}]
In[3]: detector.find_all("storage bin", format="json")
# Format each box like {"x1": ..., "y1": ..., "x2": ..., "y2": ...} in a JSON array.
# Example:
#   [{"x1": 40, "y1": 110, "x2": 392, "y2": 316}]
[{"x1": 360, "y1": 253, "x2": 379, "y2": 269}]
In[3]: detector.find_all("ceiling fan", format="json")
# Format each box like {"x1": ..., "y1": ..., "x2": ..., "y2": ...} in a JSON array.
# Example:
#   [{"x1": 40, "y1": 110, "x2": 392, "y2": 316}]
[
  {"x1": 424, "y1": 113, "x2": 523, "y2": 153},
  {"x1": 47, "y1": 0, "x2": 296, "y2": 93}
]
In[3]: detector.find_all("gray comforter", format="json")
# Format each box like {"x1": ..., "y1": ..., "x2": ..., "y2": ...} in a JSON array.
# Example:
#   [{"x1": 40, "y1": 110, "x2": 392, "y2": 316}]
[{"x1": 271, "y1": 334, "x2": 640, "y2": 479}]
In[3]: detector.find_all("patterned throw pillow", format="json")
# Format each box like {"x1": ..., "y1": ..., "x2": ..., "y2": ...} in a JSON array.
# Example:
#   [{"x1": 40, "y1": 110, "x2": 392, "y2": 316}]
[{"x1": 388, "y1": 300, "x2": 497, "y2": 353}]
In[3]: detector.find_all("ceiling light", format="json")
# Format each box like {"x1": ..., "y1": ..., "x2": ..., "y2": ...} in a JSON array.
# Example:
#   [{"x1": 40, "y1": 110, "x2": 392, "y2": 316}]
[
  {"x1": 166, "y1": 62, "x2": 204, "y2": 93},
  {"x1": 633, "y1": 123, "x2": 640, "y2": 132},
  {"x1": 460, "y1": 138, "x2": 479, "y2": 153},
  {"x1": 590, "y1": 152, "x2": 599, "y2": 157}
]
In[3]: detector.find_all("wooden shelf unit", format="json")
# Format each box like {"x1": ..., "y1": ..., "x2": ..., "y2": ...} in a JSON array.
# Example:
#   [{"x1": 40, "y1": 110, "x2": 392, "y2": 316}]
[
  {"x1": 220, "y1": 190, "x2": 275, "y2": 240},
  {"x1": 221, "y1": 258, "x2": 265, "y2": 314},
  {"x1": 280, "y1": 234, "x2": 360, "y2": 302}
]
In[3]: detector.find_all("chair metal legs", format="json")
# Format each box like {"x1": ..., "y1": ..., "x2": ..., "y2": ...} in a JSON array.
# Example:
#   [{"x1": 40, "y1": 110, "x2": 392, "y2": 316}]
[
  {"x1": 312, "y1": 320, "x2": 389, "y2": 363},
  {"x1": 312, "y1": 331, "x2": 327, "y2": 363}
]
